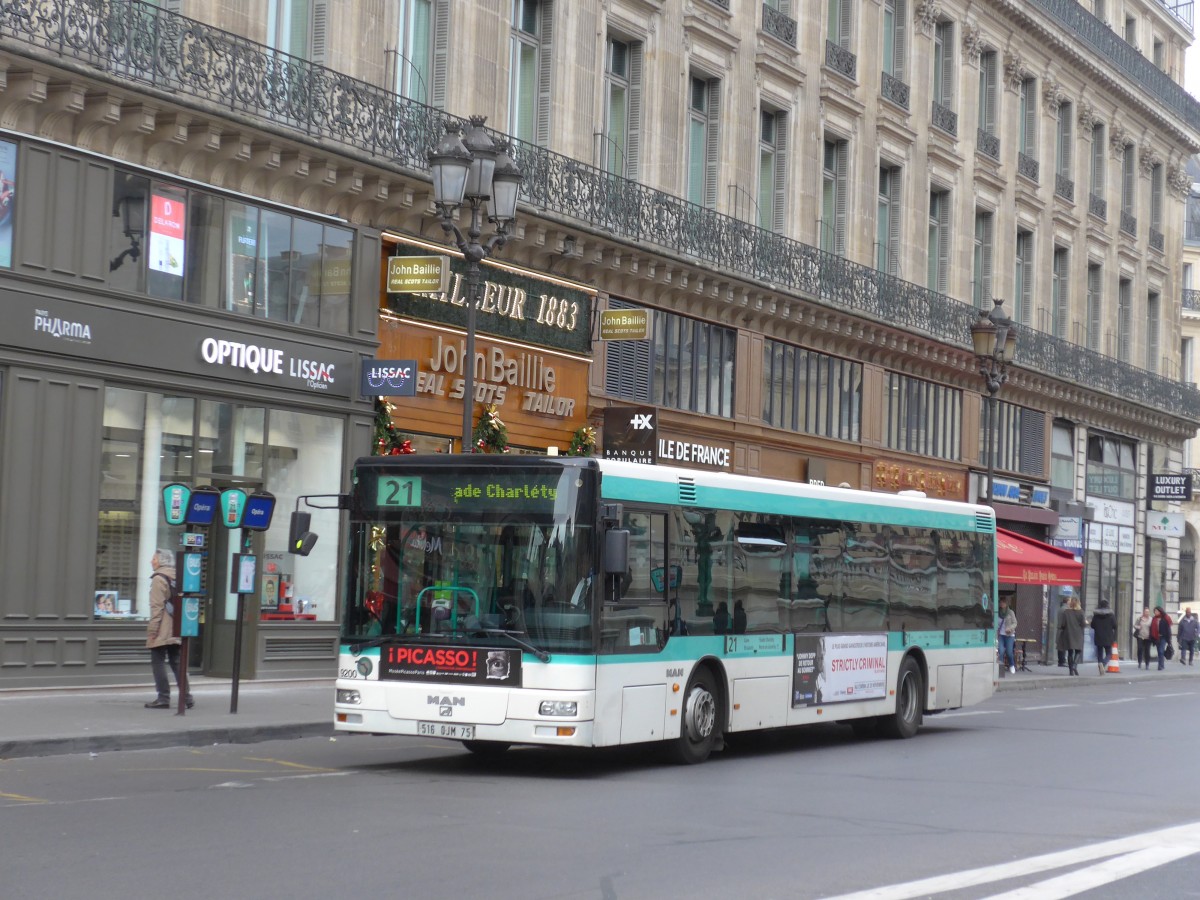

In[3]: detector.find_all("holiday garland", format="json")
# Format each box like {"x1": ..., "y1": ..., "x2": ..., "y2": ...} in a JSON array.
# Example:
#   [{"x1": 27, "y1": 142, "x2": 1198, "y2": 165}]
[
  {"x1": 373, "y1": 398, "x2": 415, "y2": 455},
  {"x1": 473, "y1": 404, "x2": 510, "y2": 453},
  {"x1": 565, "y1": 425, "x2": 597, "y2": 457}
]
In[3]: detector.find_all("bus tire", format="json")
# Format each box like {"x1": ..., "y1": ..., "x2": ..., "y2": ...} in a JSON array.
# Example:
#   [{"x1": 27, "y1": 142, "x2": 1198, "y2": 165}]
[
  {"x1": 878, "y1": 656, "x2": 923, "y2": 739},
  {"x1": 462, "y1": 740, "x2": 511, "y2": 757},
  {"x1": 668, "y1": 667, "x2": 721, "y2": 764}
]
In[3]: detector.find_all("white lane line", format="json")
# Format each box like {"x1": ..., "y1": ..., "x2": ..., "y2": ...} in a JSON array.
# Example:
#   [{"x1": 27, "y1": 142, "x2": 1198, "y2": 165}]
[
  {"x1": 1151, "y1": 692, "x2": 1194, "y2": 698},
  {"x1": 936, "y1": 709, "x2": 1004, "y2": 718},
  {"x1": 1015, "y1": 704, "x2": 1075, "y2": 711},
  {"x1": 817, "y1": 819, "x2": 1200, "y2": 900},
  {"x1": 978, "y1": 844, "x2": 1197, "y2": 899},
  {"x1": 1093, "y1": 697, "x2": 1138, "y2": 705}
]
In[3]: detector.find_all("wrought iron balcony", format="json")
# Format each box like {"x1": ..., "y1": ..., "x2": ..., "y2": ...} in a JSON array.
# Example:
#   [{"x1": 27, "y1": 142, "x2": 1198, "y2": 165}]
[
  {"x1": 1055, "y1": 173, "x2": 1075, "y2": 202},
  {"x1": 931, "y1": 102, "x2": 957, "y2": 136},
  {"x1": 1089, "y1": 193, "x2": 1108, "y2": 219},
  {"x1": 881, "y1": 72, "x2": 910, "y2": 110},
  {"x1": 1150, "y1": 227, "x2": 1165, "y2": 252},
  {"x1": 1120, "y1": 210, "x2": 1138, "y2": 236},
  {"x1": 977, "y1": 129, "x2": 1000, "y2": 160},
  {"x1": 1184, "y1": 289, "x2": 1200, "y2": 312},
  {"x1": 825, "y1": 40, "x2": 857, "y2": 80},
  {"x1": 6, "y1": 0, "x2": 1198, "y2": 423},
  {"x1": 762, "y1": 3, "x2": 797, "y2": 47},
  {"x1": 1017, "y1": 152, "x2": 1040, "y2": 182},
  {"x1": 1028, "y1": 0, "x2": 1200, "y2": 130}
]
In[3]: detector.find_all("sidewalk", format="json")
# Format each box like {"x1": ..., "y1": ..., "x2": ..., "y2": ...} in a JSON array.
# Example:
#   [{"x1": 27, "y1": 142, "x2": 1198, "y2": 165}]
[
  {"x1": 0, "y1": 676, "x2": 334, "y2": 760},
  {"x1": 2, "y1": 657, "x2": 1197, "y2": 761}
]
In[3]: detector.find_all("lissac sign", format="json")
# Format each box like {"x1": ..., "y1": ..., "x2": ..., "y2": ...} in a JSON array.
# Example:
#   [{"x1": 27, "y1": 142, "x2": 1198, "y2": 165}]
[{"x1": 199, "y1": 337, "x2": 337, "y2": 392}]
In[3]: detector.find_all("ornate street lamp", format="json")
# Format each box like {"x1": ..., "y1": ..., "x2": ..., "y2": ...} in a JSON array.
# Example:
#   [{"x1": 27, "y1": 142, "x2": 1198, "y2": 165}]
[
  {"x1": 971, "y1": 298, "x2": 1018, "y2": 505},
  {"x1": 427, "y1": 116, "x2": 524, "y2": 452}
]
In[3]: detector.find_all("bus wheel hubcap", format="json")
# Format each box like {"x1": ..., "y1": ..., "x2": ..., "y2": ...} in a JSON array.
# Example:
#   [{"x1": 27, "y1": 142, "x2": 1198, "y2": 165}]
[{"x1": 685, "y1": 685, "x2": 715, "y2": 742}]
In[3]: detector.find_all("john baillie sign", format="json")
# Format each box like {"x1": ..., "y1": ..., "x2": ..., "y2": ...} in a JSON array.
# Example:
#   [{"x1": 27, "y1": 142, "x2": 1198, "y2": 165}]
[
  {"x1": 1150, "y1": 473, "x2": 1192, "y2": 502},
  {"x1": 387, "y1": 241, "x2": 593, "y2": 356}
]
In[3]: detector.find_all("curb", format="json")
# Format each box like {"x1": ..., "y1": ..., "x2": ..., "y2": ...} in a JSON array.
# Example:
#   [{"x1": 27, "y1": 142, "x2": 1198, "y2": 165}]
[
  {"x1": 995, "y1": 669, "x2": 1194, "y2": 692},
  {"x1": 0, "y1": 721, "x2": 334, "y2": 760}
]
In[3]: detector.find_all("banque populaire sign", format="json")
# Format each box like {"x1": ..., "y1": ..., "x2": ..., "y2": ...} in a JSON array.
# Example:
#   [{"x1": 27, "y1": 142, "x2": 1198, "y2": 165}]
[{"x1": 386, "y1": 242, "x2": 593, "y2": 356}]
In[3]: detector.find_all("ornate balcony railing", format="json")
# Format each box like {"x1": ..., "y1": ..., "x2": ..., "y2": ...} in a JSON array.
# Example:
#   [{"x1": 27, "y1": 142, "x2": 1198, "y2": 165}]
[
  {"x1": 1090, "y1": 193, "x2": 1108, "y2": 219},
  {"x1": 825, "y1": 40, "x2": 857, "y2": 80},
  {"x1": 5, "y1": 0, "x2": 1198, "y2": 422},
  {"x1": 1183, "y1": 289, "x2": 1200, "y2": 311},
  {"x1": 977, "y1": 129, "x2": 1000, "y2": 160},
  {"x1": 762, "y1": 3, "x2": 797, "y2": 46},
  {"x1": 1120, "y1": 210, "x2": 1138, "y2": 236},
  {"x1": 1055, "y1": 173, "x2": 1075, "y2": 202},
  {"x1": 1150, "y1": 227, "x2": 1165, "y2": 252},
  {"x1": 931, "y1": 101, "x2": 957, "y2": 136},
  {"x1": 881, "y1": 72, "x2": 910, "y2": 110},
  {"x1": 1017, "y1": 152, "x2": 1040, "y2": 182},
  {"x1": 1027, "y1": 0, "x2": 1200, "y2": 131}
]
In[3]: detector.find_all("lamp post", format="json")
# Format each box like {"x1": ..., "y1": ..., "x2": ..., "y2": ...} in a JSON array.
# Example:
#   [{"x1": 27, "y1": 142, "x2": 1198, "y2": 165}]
[
  {"x1": 427, "y1": 116, "x2": 524, "y2": 453},
  {"x1": 970, "y1": 297, "x2": 1018, "y2": 505}
]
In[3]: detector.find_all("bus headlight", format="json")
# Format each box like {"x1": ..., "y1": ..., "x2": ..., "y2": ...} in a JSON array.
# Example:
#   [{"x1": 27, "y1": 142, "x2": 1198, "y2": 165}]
[
  {"x1": 336, "y1": 689, "x2": 362, "y2": 705},
  {"x1": 539, "y1": 700, "x2": 577, "y2": 717}
]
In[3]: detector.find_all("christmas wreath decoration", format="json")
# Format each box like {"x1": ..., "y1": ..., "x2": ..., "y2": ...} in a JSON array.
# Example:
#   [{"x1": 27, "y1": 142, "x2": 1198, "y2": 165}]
[
  {"x1": 566, "y1": 425, "x2": 597, "y2": 457},
  {"x1": 373, "y1": 398, "x2": 416, "y2": 455},
  {"x1": 473, "y1": 404, "x2": 510, "y2": 453}
]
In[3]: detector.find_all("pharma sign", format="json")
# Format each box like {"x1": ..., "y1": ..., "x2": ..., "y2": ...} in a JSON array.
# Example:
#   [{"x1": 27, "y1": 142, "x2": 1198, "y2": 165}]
[
  {"x1": 791, "y1": 633, "x2": 888, "y2": 708},
  {"x1": 386, "y1": 243, "x2": 594, "y2": 355},
  {"x1": 378, "y1": 645, "x2": 521, "y2": 687}
]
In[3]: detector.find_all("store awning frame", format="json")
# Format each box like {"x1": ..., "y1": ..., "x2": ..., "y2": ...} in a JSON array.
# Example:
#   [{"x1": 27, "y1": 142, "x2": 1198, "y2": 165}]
[{"x1": 996, "y1": 528, "x2": 1082, "y2": 587}]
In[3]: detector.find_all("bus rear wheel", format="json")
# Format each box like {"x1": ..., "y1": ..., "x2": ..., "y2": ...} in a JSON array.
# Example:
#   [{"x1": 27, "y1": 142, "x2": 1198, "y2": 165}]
[
  {"x1": 668, "y1": 668, "x2": 721, "y2": 764},
  {"x1": 878, "y1": 656, "x2": 923, "y2": 739}
]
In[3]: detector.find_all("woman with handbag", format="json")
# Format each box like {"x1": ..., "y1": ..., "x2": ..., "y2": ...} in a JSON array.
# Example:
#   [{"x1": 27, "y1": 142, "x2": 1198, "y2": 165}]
[
  {"x1": 1152, "y1": 607, "x2": 1173, "y2": 671},
  {"x1": 1057, "y1": 597, "x2": 1085, "y2": 676}
]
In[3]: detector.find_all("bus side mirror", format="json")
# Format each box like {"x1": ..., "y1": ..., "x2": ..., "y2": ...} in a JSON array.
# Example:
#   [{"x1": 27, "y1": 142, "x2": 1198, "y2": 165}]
[
  {"x1": 288, "y1": 511, "x2": 318, "y2": 556},
  {"x1": 604, "y1": 529, "x2": 629, "y2": 575}
]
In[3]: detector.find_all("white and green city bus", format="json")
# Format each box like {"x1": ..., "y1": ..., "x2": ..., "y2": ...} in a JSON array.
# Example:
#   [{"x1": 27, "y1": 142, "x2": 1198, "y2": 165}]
[{"x1": 327, "y1": 455, "x2": 997, "y2": 763}]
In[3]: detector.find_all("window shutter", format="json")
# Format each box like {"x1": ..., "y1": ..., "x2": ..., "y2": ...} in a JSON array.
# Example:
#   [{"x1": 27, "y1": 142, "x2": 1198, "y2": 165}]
[
  {"x1": 894, "y1": 0, "x2": 906, "y2": 83},
  {"x1": 704, "y1": 80, "x2": 721, "y2": 209},
  {"x1": 1092, "y1": 126, "x2": 1105, "y2": 196},
  {"x1": 625, "y1": 42, "x2": 642, "y2": 180},
  {"x1": 1088, "y1": 267, "x2": 1102, "y2": 349},
  {"x1": 535, "y1": 0, "x2": 554, "y2": 147},
  {"x1": 981, "y1": 214, "x2": 993, "y2": 304},
  {"x1": 431, "y1": 0, "x2": 450, "y2": 109},
  {"x1": 939, "y1": 26, "x2": 953, "y2": 108},
  {"x1": 1020, "y1": 236, "x2": 1032, "y2": 324},
  {"x1": 1147, "y1": 293, "x2": 1161, "y2": 372},
  {"x1": 983, "y1": 54, "x2": 997, "y2": 133},
  {"x1": 163, "y1": 0, "x2": 181, "y2": 11},
  {"x1": 839, "y1": 0, "x2": 851, "y2": 50},
  {"x1": 310, "y1": 0, "x2": 327, "y2": 66},
  {"x1": 1055, "y1": 252, "x2": 1070, "y2": 338},
  {"x1": 1151, "y1": 165, "x2": 1163, "y2": 229},
  {"x1": 936, "y1": 196, "x2": 949, "y2": 294},
  {"x1": 605, "y1": 298, "x2": 652, "y2": 401},
  {"x1": 772, "y1": 111, "x2": 788, "y2": 233},
  {"x1": 834, "y1": 140, "x2": 848, "y2": 255},
  {"x1": 1022, "y1": 80, "x2": 1036, "y2": 155},
  {"x1": 1057, "y1": 105, "x2": 1072, "y2": 175},
  {"x1": 1019, "y1": 409, "x2": 1045, "y2": 476},
  {"x1": 887, "y1": 169, "x2": 901, "y2": 276}
]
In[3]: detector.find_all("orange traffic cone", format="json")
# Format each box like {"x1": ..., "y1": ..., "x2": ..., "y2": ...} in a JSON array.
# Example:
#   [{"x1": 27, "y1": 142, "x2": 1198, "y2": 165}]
[{"x1": 1107, "y1": 643, "x2": 1120, "y2": 673}]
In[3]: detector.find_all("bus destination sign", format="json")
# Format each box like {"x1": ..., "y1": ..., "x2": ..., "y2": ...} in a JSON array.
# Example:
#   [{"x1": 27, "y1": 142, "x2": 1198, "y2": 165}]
[
  {"x1": 371, "y1": 473, "x2": 563, "y2": 514},
  {"x1": 378, "y1": 645, "x2": 521, "y2": 687}
]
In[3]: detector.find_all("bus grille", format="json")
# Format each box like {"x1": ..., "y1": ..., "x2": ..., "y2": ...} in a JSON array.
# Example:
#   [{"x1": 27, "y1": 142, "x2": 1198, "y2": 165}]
[
  {"x1": 975, "y1": 513, "x2": 995, "y2": 533},
  {"x1": 679, "y1": 477, "x2": 697, "y2": 504}
]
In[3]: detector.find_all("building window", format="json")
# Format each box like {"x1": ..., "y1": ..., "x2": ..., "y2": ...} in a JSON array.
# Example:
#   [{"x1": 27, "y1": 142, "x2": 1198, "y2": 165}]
[
  {"x1": 96, "y1": 388, "x2": 343, "y2": 622},
  {"x1": 759, "y1": 108, "x2": 788, "y2": 232},
  {"x1": 932, "y1": 20, "x2": 954, "y2": 110},
  {"x1": 978, "y1": 50, "x2": 998, "y2": 138},
  {"x1": 510, "y1": 0, "x2": 553, "y2": 145},
  {"x1": 1153, "y1": 39, "x2": 1166, "y2": 70},
  {"x1": 1150, "y1": 162, "x2": 1164, "y2": 233},
  {"x1": 392, "y1": 0, "x2": 433, "y2": 104},
  {"x1": 1086, "y1": 263, "x2": 1103, "y2": 351},
  {"x1": 603, "y1": 35, "x2": 642, "y2": 180},
  {"x1": 687, "y1": 75, "x2": 720, "y2": 209},
  {"x1": 1116, "y1": 277, "x2": 1132, "y2": 361},
  {"x1": 762, "y1": 339, "x2": 862, "y2": 441},
  {"x1": 1124, "y1": 15, "x2": 1137, "y2": 47},
  {"x1": 877, "y1": 164, "x2": 901, "y2": 275},
  {"x1": 1121, "y1": 144, "x2": 1136, "y2": 218},
  {"x1": 927, "y1": 188, "x2": 949, "y2": 293},
  {"x1": 882, "y1": 0, "x2": 907, "y2": 84},
  {"x1": 973, "y1": 209, "x2": 993, "y2": 307},
  {"x1": 1052, "y1": 246, "x2": 1069, "y2": 339},
  {"x1": 1056, "y1": 101, "x2": 1073, "y2": 180},
  {"x1": 1019, "y1": 77, "x2": 1037, "y2": 159},
  {"x1": 1086, "y1": 432, "x2": 1136, "y2": 500},
  {"x1": 828, "y1": 0, "x2": 851, "y2": 49},
  {"x1": 1090, "y1": 124, "x2": 1106, "y2": 200},
  {"x1": 885, "y1": 373, "x2": 961, "y2": 460},
  {"x1": 268, "y1": 0, "x2": 323, "y2": 61},
  {"x1": 1147, "y1": 290, "x2": 1160, "y2": 374},
  {"x1": 1014, "y1": 228, "x2": 1033, "y2": 325},
  {"x1": 988, "y1": 402, "x2": 1045, "y2": 477},
  {"x1": 605, "y1": 298, "x2": 735, "y2": 417},
  {"x1": 822, "y1": 137, "x2": 848, "y2": 255},
  {"x1": 1051, "y1": 421, "x2": 1074, "y2": 490}
]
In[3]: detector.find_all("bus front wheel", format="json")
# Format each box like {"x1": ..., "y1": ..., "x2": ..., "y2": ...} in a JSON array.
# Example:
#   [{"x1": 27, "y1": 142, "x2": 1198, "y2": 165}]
[
  {"x1": 668, "y1": 668, "x2": 721, "y2": 764},
  {"x1": 878, "y1": 656, "x2": 923, "y2": 739}
]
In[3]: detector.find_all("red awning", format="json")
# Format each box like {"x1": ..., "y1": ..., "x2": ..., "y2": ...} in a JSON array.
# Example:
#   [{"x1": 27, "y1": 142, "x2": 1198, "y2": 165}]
[{"x1": 996, "y1": 528, "x2": 1082, "y2": 586}]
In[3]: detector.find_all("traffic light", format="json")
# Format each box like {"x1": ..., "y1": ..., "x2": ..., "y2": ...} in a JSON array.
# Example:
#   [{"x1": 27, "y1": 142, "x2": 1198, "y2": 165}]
[{"x1": 288, "y1": 510, "x2": 318, "y2": 556}]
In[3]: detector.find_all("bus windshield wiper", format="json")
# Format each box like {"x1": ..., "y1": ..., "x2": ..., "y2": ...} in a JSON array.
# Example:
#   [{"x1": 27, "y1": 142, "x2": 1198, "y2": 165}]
[{"x1": 475, "y1": 628, "x2": 551, "y2": 662}]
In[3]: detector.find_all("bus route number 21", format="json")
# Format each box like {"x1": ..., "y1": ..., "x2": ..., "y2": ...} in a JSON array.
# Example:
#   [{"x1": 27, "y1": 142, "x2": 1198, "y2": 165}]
[{"x1": 376, "y1": 476, "x2": 422, "y2": 508}]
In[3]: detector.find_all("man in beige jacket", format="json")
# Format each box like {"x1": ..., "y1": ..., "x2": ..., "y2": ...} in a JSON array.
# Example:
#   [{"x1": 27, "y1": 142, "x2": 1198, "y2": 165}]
[{"x1": 145, "y1": 548, "x2": 193, "y2": 709}]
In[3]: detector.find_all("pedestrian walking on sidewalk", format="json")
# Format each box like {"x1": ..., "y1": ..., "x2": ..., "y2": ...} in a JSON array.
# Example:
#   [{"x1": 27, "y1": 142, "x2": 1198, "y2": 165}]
[
  {"x1": 145, "y1": 549, "x2": 193, "y2": 710},
  {"x1": 1135, "y1": 607, "x2": 1153, "y2": 669},
  {"x1": 1178, "y1": 608, "x2": 1198, "y2": 666},
  {"x1": 1056, "y1": 591, "x2": 1071, "y2": 667},
  {"x1": 1058, "y1": 596, "x2": 1085, "y2": 676},
  {"x1": 1151, "y1": 607, "x2": 1173, "y2": 671},
  {"x1": 998, "y1": 598, "x2": 1018, "y2": 675},
  {"x1": 1089, "y1": 599, "x2": 1117, "y2": 674}
]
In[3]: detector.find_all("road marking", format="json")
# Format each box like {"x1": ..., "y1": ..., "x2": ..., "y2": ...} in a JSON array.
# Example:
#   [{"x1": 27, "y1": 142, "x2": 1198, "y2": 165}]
[
  {"x1": 979, "y1": 844, "x2": 1196, "y2": 899},
  {"x1": 937, "y1": 709, "x2": 1003, "y2": 718},
  {"x1": 1015, "y1": 704, "x2": 1075, "y2": 711},
  {"x1": 243, "y1": 756, "x2": 336, "y2": 772},
  {"x1": 1093, "y1": 697, "x2": 1138, "y2": 705},
  {"x1": 0, "y1": 791, "x2": 48, "y2": 804},
  {"x1": 1151, "y1": 692, "x2": 1194, "y2": 698},
  {"x1": 818, "y1": 819, "x2": 1200, "y2": 899}
]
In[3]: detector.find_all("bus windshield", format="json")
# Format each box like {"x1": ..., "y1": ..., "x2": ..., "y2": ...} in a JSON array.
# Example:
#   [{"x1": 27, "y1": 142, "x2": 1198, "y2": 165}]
[{"x1": 342, "y1": 460, "x2": 597, "y2": 654}]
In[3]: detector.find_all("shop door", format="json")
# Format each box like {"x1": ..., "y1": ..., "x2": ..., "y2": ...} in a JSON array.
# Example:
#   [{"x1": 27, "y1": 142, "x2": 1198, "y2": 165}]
[{"x1": 202, "y1": 479, "x2": 265, "y2": 679}]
